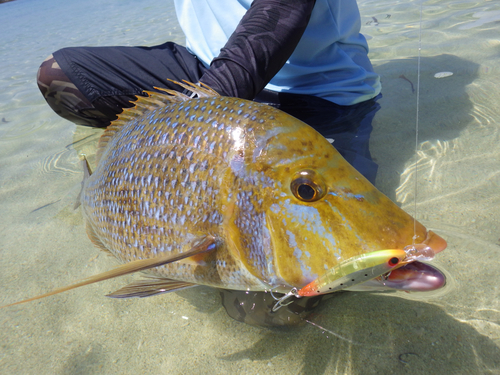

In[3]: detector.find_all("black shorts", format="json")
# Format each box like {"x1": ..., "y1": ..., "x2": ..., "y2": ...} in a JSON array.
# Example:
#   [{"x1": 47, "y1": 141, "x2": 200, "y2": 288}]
[
  {"x1": 54, "y1": 42, "x2": 380, "y2": 182},
  {"x1": 53, "y1": 42, "x2": 208, "y2": 120}
]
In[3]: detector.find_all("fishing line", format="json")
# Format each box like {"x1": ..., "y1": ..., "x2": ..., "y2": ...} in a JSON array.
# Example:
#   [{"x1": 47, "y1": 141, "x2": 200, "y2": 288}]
[
  {"x1": 413, "y1": 0, "x2": 423, "y2": 244},
  {"x1": 304, "y1": 319, "x2": 361, "y2": 345}
]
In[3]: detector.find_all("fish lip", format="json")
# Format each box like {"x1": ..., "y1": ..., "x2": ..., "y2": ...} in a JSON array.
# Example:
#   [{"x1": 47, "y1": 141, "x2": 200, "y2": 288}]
[
  {"x1": 422, "y1": 230, "x2": 447, "y2": 254},
  {"x1": 372, "y1": 231, "x2": 446, "y2": 292}
]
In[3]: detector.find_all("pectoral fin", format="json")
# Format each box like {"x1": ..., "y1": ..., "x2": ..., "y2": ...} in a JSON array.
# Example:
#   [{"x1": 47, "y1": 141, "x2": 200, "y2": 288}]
[
  {"x1": 106, "y1": 277, "x2": 196, "y2": 298},
  {"x1": 0, "y1": 235, "x2": 216, "y2": 309}
]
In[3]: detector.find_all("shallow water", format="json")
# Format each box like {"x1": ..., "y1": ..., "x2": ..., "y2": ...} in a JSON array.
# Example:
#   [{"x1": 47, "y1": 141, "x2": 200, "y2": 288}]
[{"x1": 1, "y1": 0, "x2": 499, "y2": 373}]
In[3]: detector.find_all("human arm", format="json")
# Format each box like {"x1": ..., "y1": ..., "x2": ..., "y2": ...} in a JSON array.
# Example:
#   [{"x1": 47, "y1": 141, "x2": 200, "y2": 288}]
[{"x1": 199, "y1": 0, "x2": 316, "y2": 99}]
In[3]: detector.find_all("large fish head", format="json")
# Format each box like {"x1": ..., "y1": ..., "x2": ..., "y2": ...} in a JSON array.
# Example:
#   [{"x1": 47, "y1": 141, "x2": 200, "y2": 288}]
[{"x1": 250, "y1": 110, "x2": 447, "y2": 290}]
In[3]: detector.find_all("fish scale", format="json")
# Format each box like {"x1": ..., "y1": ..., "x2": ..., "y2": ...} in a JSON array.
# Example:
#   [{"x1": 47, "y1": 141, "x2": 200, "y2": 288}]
[{"x1": 82, "y1": 94, "x2": 279, "y2": 290}]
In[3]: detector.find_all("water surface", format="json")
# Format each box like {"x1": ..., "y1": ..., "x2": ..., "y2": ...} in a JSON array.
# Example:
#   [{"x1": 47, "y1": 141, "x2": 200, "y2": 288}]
[{"x1": 1, "y1": 0, "x2": 499, "y2": 373}]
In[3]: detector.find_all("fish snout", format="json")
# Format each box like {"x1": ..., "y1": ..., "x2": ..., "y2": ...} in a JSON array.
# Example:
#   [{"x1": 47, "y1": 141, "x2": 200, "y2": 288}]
[{"x1": 422, "y1": 230, "x2": 447, "y2": 254}]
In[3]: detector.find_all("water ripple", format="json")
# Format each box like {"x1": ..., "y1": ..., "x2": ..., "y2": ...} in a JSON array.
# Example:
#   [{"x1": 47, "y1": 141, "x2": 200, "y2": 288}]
[
  {"x1": 396, "y1": 139, "x2": 453, "y2": 204},
  {"x1": 36, "y1": 148, "x2": 81, "y2": 176}
]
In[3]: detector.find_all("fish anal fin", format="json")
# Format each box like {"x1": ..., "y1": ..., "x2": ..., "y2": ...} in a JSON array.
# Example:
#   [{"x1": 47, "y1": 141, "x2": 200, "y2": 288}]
[
  {"x1": 106, "y1": 278, "x2": 196, "y2": 299},
  {"x1": 0, "y1": 235, "x2": 217, "y2": 310}
]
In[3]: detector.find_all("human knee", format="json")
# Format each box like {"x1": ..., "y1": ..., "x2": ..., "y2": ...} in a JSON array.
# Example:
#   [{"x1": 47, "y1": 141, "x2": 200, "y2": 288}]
[
  {"x1": 37, "y1": 54, "x2": 57, "y2": 96},
  {"x1": 36, "y1": 53, "x2": 110, "y2": 127},
  {"x1": 37, "y1": 53, "x2": 80, "y2": 100}
]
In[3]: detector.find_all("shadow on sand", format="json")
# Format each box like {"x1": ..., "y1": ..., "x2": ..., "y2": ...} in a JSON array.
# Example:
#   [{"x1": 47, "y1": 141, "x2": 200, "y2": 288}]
[{"x1": 370, "y1": 53, "x2": 479, "y2": 200}]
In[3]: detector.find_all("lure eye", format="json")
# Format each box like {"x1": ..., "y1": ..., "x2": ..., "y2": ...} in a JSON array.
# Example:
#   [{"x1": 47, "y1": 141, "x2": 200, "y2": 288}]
[
  {"x1": 388, "y1": 257, "x2": 400, "y2": 267},
  {"x1": 290, "y1": 170, "x2": 326, "y2": 202}
]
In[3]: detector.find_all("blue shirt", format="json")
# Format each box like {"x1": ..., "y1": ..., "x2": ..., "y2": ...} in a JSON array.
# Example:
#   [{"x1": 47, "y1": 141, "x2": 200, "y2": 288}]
[{"x1": 174, "y1": 0, "x2": 381, "y2": 105}]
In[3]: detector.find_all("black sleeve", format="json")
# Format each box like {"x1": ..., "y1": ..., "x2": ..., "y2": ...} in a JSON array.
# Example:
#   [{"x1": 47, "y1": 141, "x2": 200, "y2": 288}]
[{"x1": 198, "y1": 0, "x2": 316, "y2": 99}]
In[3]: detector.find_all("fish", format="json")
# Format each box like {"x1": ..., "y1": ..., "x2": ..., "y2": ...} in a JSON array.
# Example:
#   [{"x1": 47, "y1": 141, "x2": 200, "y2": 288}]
[{"x1": 1, "y1": 81, "x2": 447, "y2": 317}]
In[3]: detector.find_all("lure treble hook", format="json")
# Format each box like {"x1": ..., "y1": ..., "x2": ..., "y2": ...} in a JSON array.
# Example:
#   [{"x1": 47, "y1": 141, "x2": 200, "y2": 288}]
[{"x1": 270, "y1": 287, "x2": 300, "y2": 312}]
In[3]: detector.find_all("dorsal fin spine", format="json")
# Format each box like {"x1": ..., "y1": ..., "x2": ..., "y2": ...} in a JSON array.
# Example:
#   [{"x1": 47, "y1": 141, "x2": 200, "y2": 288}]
[{"x1": 95, "y1": 81, "x2": 220, "y2": 164}]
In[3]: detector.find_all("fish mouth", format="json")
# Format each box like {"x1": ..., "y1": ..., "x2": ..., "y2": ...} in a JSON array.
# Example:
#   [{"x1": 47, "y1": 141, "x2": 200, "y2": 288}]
[
  {"x1": 348, "y1": 261, "x2": 446, "y2": 292},
  {"x1": 370, "y1": 229, "x2": 447, "y2": 292},
  {"x1": 372, "y1": 229, "x2": 447, "y2": 292},
  {"x1": 379, "y1": 261, "x2": 446, "y2": 291}
]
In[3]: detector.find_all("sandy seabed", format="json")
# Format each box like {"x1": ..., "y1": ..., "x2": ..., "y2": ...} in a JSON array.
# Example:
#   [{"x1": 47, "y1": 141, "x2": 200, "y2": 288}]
[{"x1": 1, "y1": 0, "x2": 499, "y2": 374}]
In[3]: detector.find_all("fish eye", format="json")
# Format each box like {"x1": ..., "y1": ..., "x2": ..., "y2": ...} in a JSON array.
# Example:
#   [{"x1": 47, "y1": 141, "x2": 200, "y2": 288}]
[
  {"x1": 290, "y1": 170, "x2": 326, "y2": 202},
  {"x1": 297, "y1": 184, "x2": 315, "y2": 200}
]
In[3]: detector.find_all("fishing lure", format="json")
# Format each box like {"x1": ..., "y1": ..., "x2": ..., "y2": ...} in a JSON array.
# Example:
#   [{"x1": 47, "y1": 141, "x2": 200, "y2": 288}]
[
  {"x1": 297, "y1": 249, "x2": 407, "y2": 297},
  {"x1": 272, "y1": 245, "x2": 435, "y2": 312}
]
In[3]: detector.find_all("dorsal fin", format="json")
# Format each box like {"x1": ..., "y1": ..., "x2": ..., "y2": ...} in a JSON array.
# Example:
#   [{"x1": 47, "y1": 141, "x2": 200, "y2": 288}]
[
  {"x1": 95, "y1": 80, "x2": 220, "y2": 164},
  {"x1": 162, "y1": 79, "x2": 220, "y2": 98}
]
